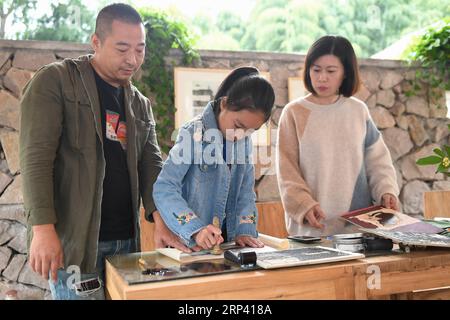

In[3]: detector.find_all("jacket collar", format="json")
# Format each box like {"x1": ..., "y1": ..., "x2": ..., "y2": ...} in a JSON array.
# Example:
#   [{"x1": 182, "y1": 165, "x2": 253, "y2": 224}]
[
  {"x1": 71, "y1": 54, "x2": 136, "y2": 102},
  {"x1": 200, "y1": 101, "x2": 223, "y2": 144},
  {"x1": 201, "y1": 101, "x2": 219, "y2": 131}
]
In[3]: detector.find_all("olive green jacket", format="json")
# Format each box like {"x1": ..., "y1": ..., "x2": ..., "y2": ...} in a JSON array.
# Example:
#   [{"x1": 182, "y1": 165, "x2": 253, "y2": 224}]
[{"x1": 20, "y1": 55, "x2": 163, "y2": 273}]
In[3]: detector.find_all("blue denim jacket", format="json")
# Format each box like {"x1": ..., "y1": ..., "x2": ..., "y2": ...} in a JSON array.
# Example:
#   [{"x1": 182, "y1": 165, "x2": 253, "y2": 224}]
[{"x1": 153, "y1": 102, "x2": 258, "y2": 247}]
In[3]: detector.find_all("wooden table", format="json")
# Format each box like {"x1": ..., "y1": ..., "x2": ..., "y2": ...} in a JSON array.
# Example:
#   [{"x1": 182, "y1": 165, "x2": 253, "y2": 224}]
[{"x1": 105, "y1": 245, "x2": 450, "y2": 300}]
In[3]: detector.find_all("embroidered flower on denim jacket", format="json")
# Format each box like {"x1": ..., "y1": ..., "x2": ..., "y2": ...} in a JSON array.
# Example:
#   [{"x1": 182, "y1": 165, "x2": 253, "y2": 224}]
[
  {"x1": 173, "y1": 212, "x2": 197, "y2": 225},
  {"x1": 239, "y1": 214, "x2": 256, "y2": 224}
]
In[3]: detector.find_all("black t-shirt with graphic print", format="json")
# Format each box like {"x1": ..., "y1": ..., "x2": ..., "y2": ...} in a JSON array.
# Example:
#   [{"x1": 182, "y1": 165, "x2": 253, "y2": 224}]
[{"x1": 93, "y1": 67, "x2": 134, "y2": 241}]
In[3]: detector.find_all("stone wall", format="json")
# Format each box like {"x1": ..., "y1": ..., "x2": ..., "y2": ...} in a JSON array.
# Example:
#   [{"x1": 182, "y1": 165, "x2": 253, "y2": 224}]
[
  {"x1": 0, "y1": 41, "x2": 78, "y2": 299},
  {"x1": 0, "y1": 40, "x2": 449, "y2": 299}
]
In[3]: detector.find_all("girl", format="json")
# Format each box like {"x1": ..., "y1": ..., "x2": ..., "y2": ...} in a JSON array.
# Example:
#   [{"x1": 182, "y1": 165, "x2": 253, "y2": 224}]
[
  {"x1": 153, "y1": 67, "x2": 275, "y2": 250},
  {"x1": 276, "y1": 35, "x2": 399, "y2": 236}
]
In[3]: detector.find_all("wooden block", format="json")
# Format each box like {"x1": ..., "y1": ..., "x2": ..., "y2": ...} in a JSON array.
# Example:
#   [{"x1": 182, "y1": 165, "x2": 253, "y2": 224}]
[
  {"x1": 140, "y1": 207, "x2": 155, "y2": 252},
  {"x1": 407, "y1": 287, "x2": 450, "y2": 300},
  {"x1": 256, "y1": 201, "x2": 288, "y2": 238},
  {"x1": 258, "y1": 233, "x2": 289, "y2": 249},
  {"x1": 211, "y1": 216, "x2": 222, "y2": 255},
  {"x1": 424, "y1": 191, "x2": 450, "y2": 219}
]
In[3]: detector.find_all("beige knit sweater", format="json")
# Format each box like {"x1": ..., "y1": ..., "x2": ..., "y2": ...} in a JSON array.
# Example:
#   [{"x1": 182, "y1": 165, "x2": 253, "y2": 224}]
[{"x1": 276, "y1": 95, "x2": 399, "y2": 236}]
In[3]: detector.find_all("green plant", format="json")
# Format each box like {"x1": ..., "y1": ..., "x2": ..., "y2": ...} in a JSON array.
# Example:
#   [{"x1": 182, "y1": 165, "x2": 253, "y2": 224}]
[
  {"x1": 404, "y1": 18, "x2": 450, "y2": 103},
  {"x1": 416, "y1": 124, "x2": 450, "y2": 176},
  {"x1": 136, "y1": 9, "x2": 199, "y2": 153}
]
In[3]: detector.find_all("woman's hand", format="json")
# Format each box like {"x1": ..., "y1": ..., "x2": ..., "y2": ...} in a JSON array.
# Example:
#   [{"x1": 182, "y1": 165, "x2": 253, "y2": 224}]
[
  {"x1": 194, "y1": 225, "x2": 224, "y2": 250},
  {"x1": 235, "y1": 235, "x2": 264, "y2": 248},
  {"x1": 381, "y1": 193, "x2": 399, "y2": 211},
  {"x1": 303, "y1": 205, "x2": 326, "y2": 229}
]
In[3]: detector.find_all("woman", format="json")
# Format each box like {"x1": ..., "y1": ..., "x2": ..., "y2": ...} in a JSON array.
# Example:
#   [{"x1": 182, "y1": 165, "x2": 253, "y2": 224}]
[{"x1": 276, "y1": 35, "x2": 399, "y2": 236}]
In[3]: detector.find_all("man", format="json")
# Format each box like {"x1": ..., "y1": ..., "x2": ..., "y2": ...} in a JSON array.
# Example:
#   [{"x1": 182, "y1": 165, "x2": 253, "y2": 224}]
[{"x1": 20, "y1": 3, "x2": 189, "y2": 300}]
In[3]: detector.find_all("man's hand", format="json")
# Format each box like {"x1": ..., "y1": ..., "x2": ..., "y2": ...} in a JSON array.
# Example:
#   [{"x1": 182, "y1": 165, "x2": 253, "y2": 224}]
[
  {"x1": 303, "y1": 205, "x2": 326, "y2": 229},
  {"x1": 153, "y1": 211, "x2": 192, "y2": 253},
  {"x1": 194, "y1": 225, "x2": 224, "y2": 250},
  {"x1": 29, "y1": 224, "x2": 64, "y2": 283}
]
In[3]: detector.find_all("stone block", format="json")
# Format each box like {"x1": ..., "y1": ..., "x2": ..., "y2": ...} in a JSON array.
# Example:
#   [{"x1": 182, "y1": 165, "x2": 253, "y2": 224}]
[
  {"x1": 0, "y1": 246, "x2": 12, "y2": 272},
  {"x1": 12, "y1": 50, "x2": 56, "y2": 71},
  {"x1": 0, "y1": 220, "x2": 13, "y2": 245},
  {"x1": 3, "y1": 68, "x2": 34, "y2": 98},
  {"x1": 401, "y1": 180, "x2": 430, "y2": 214},
  {"x1": 0, "y1": 130, "x2": 20, "y2": 174},
  {"x1": 406, "y1": 96, "x2": 429, "y2": 118},
  {"x1": 0, "y1": 90, "x2": 20, "y2": 130},
  {"x1": 370, "y1": 106, "x2": 396, "y2": 129},
  {"x1": 379, "y1": 70, "x2": 404, "y2": 90},
  {"x1": 0, "y1": 204, "x2": 26, "y2": 225},
  {"x1": 7, "y1": 223, "x2": 27, "y2": 254},
  {"x1": 0, "y1": 175, "x2": 23, "y2": 204},
  {"x1": 376, "y1": 89, "x2": 396, "y2": 108},
  {"x1": 2, "y1": 253, "x2": 26, "y2": 282},
  {"x1": 407, "y1": 115, "x2": 429, "y2": 147},
  {"x1": 382, "y1": 127, "x2": 414, "y2": 161},
  {"x1": 0, "y1": 171, "x2": 13, "y2": 195}
]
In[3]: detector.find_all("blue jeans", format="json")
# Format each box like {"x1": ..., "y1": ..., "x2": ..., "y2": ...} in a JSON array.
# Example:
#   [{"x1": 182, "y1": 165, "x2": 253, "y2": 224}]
[{"x1": 49, "y1": 238, "x2": 135, "y2": 300}]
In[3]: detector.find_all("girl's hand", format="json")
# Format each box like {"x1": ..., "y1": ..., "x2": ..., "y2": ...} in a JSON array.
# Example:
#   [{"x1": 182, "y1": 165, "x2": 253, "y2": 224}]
[
  {"x1": 235, "y1": 235, "x2": 264, "y2": 248},
  {"x1": 194, "y1": 224, "x2": 224, "y2": 250},
  {"x1": 303, "y1": 205, "x2": 326, "y2": 229},
  {"x1": 381, "y1": 193, "x2": 399, "y2": 211}
]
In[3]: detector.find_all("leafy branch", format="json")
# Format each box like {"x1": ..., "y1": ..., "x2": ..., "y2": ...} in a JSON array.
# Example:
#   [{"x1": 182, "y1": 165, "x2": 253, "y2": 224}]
[
  {"x1": 136, "y1": 9, "x2": 199, "y2": 154},
  {"x1": 404, "y1": 18, "x2": 449, "y2": 104},
  {"x1": 416, "y1": 124, "x2": 450, "y2": 176}
]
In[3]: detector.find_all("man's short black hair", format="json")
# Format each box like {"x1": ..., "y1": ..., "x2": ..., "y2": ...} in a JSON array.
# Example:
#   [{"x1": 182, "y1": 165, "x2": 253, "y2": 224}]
[{"x1": 95, "y1": 3, "x2": 143, "y2": 40}]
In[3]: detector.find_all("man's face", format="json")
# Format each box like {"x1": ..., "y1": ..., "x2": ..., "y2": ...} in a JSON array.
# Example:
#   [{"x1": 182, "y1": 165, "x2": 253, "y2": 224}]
[{"x1": 91, "y1": 20, "x2": 146, "y2": 86}]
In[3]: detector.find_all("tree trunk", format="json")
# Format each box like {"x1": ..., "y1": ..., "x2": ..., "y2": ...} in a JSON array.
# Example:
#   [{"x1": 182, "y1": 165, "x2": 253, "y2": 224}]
[
  {"x1": 1, "y1": 2, "x2": 15, "y2": 40},
  {"x1": 0, "y1": 15, "x2": 6, "y2": 39}
]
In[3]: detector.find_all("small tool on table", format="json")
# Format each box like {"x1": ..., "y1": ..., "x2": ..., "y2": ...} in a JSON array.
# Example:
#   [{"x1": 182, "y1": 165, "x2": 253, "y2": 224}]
[
  {"x1": 139, "y1": 257, "x2": 174, "y2": 275},
  {"x1": 211, "y1": 216, "x2": 222, "y2": 255},
  {"x1": 139, "y1": 257, "x2": 150, "y2": 269}
]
